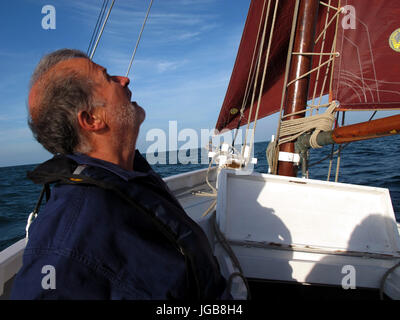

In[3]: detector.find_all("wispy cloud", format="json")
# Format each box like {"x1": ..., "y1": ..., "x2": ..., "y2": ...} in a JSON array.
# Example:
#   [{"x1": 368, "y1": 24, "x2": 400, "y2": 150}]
[
  {"x1": 156, "y1": 60, "x2": 188, "y2": 73},
  {"x1": 64, "y1": 0, "x2": 219, "y2": 47}
]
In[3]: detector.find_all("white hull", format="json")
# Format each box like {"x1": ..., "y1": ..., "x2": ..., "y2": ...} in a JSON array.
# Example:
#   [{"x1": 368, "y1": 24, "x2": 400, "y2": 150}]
[{"x1": 1, "y1": 167, "x2": 400, "y2": 299}]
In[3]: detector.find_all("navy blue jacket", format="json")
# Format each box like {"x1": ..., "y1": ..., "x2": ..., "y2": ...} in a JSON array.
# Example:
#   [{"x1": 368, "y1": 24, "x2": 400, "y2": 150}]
[{"x1": 11, "y1": 151, "x2": 228, "y2": 300}]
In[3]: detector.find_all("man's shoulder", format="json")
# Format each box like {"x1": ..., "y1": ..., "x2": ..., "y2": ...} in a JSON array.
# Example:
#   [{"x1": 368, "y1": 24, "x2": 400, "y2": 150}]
[
  {"x1": 11, "y1": 244, "x2": 149, "y2": 299},
  {"x1": 26, "y1": 182, "x2": 133, "y2": 252}
]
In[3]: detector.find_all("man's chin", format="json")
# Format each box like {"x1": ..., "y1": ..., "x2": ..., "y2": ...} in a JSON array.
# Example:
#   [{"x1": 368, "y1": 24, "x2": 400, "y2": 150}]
[
  {"x1": 131, "y1": 102, "x2": 145, "y2": 124},
  {"x1": 139, "y1": 106, "x2": 146, "y2": 123}
]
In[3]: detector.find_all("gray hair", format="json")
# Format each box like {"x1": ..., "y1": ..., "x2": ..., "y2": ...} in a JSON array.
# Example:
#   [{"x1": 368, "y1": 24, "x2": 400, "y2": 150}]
[{"x1": 28, "y1": 48, "x2": 97, "y2": 155}]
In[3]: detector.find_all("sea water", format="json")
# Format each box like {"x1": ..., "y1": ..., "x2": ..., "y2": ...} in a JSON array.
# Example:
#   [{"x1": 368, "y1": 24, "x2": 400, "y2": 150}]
[{"x1": 1, "y1": 136, "x2": 399, "y2": 252}]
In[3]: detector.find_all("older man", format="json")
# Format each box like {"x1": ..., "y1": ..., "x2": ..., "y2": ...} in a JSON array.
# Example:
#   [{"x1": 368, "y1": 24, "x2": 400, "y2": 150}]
[{"x1": 11, "y1": 49, "x2": 229, "y2": 300}]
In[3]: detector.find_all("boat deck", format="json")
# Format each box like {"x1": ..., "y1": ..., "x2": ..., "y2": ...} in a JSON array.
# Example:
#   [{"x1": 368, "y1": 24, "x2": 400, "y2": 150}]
[
  {"x1": 1, "y1": 167, "x2": 399, "y2": 300},
  {"x1": 172, "y1": 182, "x2": 216, "y2": 221},
  {"x1": 169, "y1": 172, "x2": 388, "y2": 300}
]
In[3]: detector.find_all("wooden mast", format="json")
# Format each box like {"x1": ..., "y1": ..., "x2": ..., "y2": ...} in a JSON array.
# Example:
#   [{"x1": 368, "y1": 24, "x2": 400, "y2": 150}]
[{"x1": 278, "y1": 0, "x2": 320, "y2": 177}]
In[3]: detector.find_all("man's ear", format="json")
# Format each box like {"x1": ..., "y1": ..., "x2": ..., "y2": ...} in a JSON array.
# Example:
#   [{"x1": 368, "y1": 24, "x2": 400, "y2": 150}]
[{"x1": 77, "y1": 110, "x2": 106, "y2": 132}]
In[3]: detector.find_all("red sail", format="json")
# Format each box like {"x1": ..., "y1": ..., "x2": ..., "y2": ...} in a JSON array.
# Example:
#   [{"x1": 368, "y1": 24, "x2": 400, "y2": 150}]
[
  {"x1": 216, "y1": 0, "x2": 400, "y2": 132},
  {"x1": 334, "y1": 0, "x2": 400, "y2": 111}
]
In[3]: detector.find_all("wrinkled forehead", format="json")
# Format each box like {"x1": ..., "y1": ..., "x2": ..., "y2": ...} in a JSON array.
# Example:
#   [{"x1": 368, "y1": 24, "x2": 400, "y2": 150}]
[{"x1": 28, "y1": 57, "x2": 103, "y2": 112}]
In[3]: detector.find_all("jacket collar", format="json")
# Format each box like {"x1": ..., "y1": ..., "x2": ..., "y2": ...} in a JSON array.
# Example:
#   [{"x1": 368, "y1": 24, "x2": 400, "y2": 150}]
[{"x1": 66, "y1": 150, "x2": 153, "y2": 182}]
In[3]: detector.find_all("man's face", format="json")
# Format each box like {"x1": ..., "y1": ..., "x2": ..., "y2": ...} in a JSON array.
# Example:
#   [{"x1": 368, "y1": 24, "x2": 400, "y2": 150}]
[
  {"x1": 30, "y1": 57, "x2": 145, "y2": 139},
  {"x1": 89, "y1": 59, "x2": 146, "y2": 136}
]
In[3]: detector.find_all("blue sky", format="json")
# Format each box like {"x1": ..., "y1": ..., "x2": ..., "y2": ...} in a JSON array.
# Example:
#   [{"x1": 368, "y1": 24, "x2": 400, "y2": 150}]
[
  {"x1": 1, "y1": 0, "x2": 260, "y2": 167},
  {"x1": 0, "y1": 0, "x2": 397, "y2": 167}
]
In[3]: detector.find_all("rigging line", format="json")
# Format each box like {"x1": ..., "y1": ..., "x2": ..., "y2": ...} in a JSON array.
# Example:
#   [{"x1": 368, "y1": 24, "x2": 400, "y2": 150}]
[
  {"x1": 379, "y1": 260, "x2": 400, "y2": 300},
  {"x1": 242, "y1": 0, "x2": 272, "y2": 159},
  {"x1": 238, "y1": 0, "x2": 267, "y2": 116},
  {"x1": 286, "y1": 56, "x2": 336, "y2": 87},
  {"x1": 307, "y1": 142, "x2": 349, "y2": 168},
  {"x1": 276, "y1": 103, "x2": 336, "y2": 147},
  {"x1": 247, "y1": 0, "x2": 280, "y2": 161},
  {"x1": 272, "y1": 0, "x2": 300, "y2": 175},
  {"x1": 87, "y1": 0, "x2": 109, "y2": 55},
  {"x1": 281, "y1": 103, "x2": 331, "y2": 119},
  {"x1": 314, "y1": 28, "x2": 341, "y2": 113},
  {"x1": 232, "y1": 0, "x2": 268, "y2": 146},
  {"x1": 329, "y1": 0, "x2": 341, "y2": 95},
  {"x1": 292, "y1": 52, "x2": 339, "y2": 55},
  {"x1": 316, "y1": 39, "x2": 339, "y2": 109},
  {"x1": 319, "y1": 1, "x2": 340, "y2": 11},
  {"x1": 91, "y1": 0, "x2": 110, "y2": 55},
  {"x1": 269, "y1": 0, "x2": 341, "y2": 169},
  {"x1": 310, "y1": 0, "x2": 332, "y2": 116},
  {"x1": 326, "y1": 145, "x2": 335, "y2": 181},
  {"x1": 314, "y1": 6, "x2": 342, "y2": 44},
  {"x1": 318, "y1": 0, "x2": 341, "y2": 109},
  {"x1": 327, "y1": 106, "x2": 340, "y2": 180},
  {"x1": 125, "y1": 0, "x2": 154, "y2": 78},
  {"x1": 335, "y1": 110, "x2": 345, "y2": 182},
  {"x1": 368, "y1": 111, "x2": 377, "y2": 121},
  {"x1": 89, "y1": 0, "x2": 116, "y2": 60}
]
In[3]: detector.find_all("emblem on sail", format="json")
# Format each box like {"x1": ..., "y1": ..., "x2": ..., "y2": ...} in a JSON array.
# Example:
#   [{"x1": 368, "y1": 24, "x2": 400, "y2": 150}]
[{"x1": 389, "y1": 28, "x2": 400, "y2": 52}]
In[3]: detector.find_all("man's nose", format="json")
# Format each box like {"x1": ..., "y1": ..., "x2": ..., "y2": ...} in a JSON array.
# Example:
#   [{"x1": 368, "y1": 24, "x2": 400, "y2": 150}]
[{"x1": 113, "y1": 76, "x2": 130, "y2": 87}]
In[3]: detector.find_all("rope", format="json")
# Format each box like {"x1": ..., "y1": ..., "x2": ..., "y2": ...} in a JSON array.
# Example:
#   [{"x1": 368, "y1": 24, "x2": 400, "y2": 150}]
[
  {"x1": 87, "y1": 0, "x2": 109, "y2": 56},
  {"x1": 89, "y1": 0, "x2": 116, "y2": 60},
  {"x1": 310, "y1": 0, "x2": 332, "y2": 116},
  {"x1": 281, "y1": 102, "x2": 331, "y2": 118},
  {"x1": 25, "y1": 184, "x2": 49, "y2": 243},
  {"x1": 266, "y1": 138, "x2": 277, "y2": 173},
  {"x1": 314, "y1": 1, "x2": 342, "y2": 112},
  {"x1": 246, "y1": 0, "x2": 280, "y2": 165},
  {"x1": 326, "y1": 144, "x2": 335, "y2": 181},
  {"x1": 242, "y1": 0, "x2": 272, "y2": 155},
  {"x1": 271, "y1": 1, "x2": 341, "y2": 174},
  {"x1": 286, "y1": 56, "x2": 337, "y2": 87},
  {"x1": 319, "y1": 1, "x2": 340, "y2": 11},
  {"x1": 267, "y1": 103, "x2": 337, "y2": 170},
  {"x1": 314, "y1": 7, "x2": 343, "y2": 44},
  {"x1": 379, "y1": 260, "x2": 400, "y2": 300},
  {"x1": 199, "y1": 143, "x2": 244, "y2": 215},
  {"x1": 272, "y1": 0, "x2": 300, "y2": 174},
  {"x1": 232, "y1": 0, "x2": 268, "y2": 146},
  {"x1": 125, "y1": 0, "x2": 154, "y2": 78},
  {"x1": 279, "y1": 102, "x2": 337, "y2": 148},
  {"x1": 211, "y1": 212, "x2": 251, "y2": 300},
  {"x1": 329, "y1": 0, "x2": 341, "y2": 95},
  {"x1": 334, "y1": 110, "x2": 345, "y2": 182}
]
